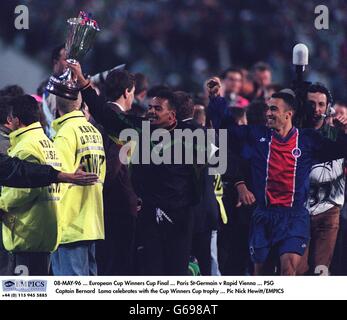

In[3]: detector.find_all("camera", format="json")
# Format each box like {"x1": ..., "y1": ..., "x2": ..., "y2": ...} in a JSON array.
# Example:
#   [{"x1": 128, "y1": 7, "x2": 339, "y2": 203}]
[{"x1": 207, "y1": 79, "x2": 219, "y2": 89}]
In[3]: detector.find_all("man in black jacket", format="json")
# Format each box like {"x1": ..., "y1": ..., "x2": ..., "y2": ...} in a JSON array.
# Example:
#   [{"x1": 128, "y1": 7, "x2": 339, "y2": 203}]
[
  {"x1": 92, "y1": 70, "x2": 139, "y2": 275},
  {"x1": 69, "y1": 61, "x2": 202, "y2": 275},
  {"x1": 174, "y1": 91, "x2": 220, "y2": 275}
]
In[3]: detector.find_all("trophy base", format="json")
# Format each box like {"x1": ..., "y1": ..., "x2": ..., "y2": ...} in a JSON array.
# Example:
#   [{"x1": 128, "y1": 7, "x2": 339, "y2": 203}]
[{"x1": 46, "y1": 75, "x2": 80, "y2": 101}]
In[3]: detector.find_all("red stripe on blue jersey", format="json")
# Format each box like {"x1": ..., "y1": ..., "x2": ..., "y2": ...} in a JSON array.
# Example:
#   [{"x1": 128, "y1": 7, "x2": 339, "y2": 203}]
[{"x1": 265, "y1": 128, "x2": 299, "y2": 207}]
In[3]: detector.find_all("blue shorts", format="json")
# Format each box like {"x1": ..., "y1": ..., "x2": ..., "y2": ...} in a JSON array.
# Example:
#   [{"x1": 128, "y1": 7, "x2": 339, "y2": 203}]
[{"x1": 249, "y1": 206, "x2": 310, "y2": 264}]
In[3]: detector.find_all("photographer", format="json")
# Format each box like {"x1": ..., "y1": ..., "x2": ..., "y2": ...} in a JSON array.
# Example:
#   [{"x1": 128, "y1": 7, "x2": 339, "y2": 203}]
[{"x1": 297, "y1": 83, "x2": 345, "y2": 275}]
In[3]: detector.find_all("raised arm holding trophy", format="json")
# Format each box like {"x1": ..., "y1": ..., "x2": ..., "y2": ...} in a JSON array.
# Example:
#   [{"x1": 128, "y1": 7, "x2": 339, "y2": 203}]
[{"x1": 46, "y1": 11, "x2": 100, "y2": 100}]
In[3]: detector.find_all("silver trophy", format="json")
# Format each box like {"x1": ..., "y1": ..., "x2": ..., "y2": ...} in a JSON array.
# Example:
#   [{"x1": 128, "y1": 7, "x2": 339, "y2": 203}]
[{"x1": 46, "y1": 12, "x2": 100, "y2": 100}]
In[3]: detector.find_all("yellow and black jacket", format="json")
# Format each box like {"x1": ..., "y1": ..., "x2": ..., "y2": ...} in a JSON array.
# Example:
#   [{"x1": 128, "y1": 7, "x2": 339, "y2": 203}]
[
  {"x1": 52, "y1": 111, "x2": 106, "y2": 244},
  {"x1": 0, "y1": 123, "x2": 63, "y2": 252}
]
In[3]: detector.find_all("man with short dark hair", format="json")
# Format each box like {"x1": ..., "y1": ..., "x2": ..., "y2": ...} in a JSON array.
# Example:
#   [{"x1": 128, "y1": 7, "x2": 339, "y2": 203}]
[
  {"x1": 297, "y1": 84, "x2": 346, "y2": 275},
  {"x1": 252, "y1": 61, "x2": 272, "y2": 98},
  {"x1": 51, "y1": 94, "x2": 106, "y2": 276},
  {"x1": 0, "y1": 96, "x2": 13, "y2": 155},
  {"x1": 93, "y1": 69, "x2": 139, "y2": 275},
  {"x1": 252, "y1": 62, "x2": 272, "y2": 87},
  {"x1": 104, "y1": 70, "x2": 135, "y2": 107},
  {"x1": 147, "y1": 85, "x2": 171, "y2": 99},
  {"x1": 221, "y1": 67, "x2": 249, "y2": 108},
  {"x1": 0, "y1": 95, "x2": 63, "y2": 275},
  {"x1": 210, "y1": 89, "x2": 347, "y2": 275},
  {"x1": 42, "y1": 44, "x2": 68, "y2": 137},
  {"x1": 307, "y1": 83, "x2": 333, "y2": 130},
  {"x1": 51, "y1": 44, "x2": 67, "y2": 76},
  {"x1": 129, "y1": 73, "x2": 149, "y2": 117},
  {"x1": 174, "y1": 91, "x2": 195, "y2": 122},
  {"x1": 0, "y1": 85, "x2": 24, "y2": 98}
]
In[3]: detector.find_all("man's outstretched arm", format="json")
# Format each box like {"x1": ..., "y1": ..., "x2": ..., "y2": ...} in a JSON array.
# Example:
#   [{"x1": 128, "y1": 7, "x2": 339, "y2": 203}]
[
  {"x1": 68, "y1": 61, "x2": 142, "y2": 138},
  {"x1": 205, "y1": 77, "x2": 228, "y2": 129},
  {"x1": 0, "y1": 154, "x2": 98, "y2": 188}
]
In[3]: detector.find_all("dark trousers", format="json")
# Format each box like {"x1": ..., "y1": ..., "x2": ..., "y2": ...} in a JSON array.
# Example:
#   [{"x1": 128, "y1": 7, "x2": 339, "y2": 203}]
[
  {"x1": 11, "y1": 252, "x2": 49, "y2": 276},
  {"x1": 1, "y1": 251, "x2": 49, "y2": 276},
  {"x1": 0, "y1": 223, "x2": 49, "y2": 276},
  {"x1": 0, "y1": 249, "x2": 12, "y2": 275},
  {"x1": 192, "y1": 230, "x2": 212, "y2": 275},
  {"x1": 218, "y1": 205, "x2": 253, "y2": 275},
  {"x1": 140, "y1": 206, "x2": 194, "y2": 275},
  {"x1": 96, "y1": 212, "x2": 136, "y2": 275},
  {"x1": 0, "y1": 223, "x2": 12, "y2": 275}
]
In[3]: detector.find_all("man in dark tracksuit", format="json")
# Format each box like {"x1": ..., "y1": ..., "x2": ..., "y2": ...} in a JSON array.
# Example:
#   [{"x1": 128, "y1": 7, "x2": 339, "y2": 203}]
[
  {"x1": 70, "y1": 62, "x2": 202, "y2": 275},
  {"x1": 174, "y1": 91, "x2": 220, "y2": 276}
]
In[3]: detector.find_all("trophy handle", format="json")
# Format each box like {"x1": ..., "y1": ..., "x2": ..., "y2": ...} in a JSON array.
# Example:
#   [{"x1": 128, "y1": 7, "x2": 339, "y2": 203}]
[
  {"x1": 59, "y1": 68, "x2": 71, "y2": 80},
  {"x1": 66, "y1": 58, "x2": 78, "y2": 65}
]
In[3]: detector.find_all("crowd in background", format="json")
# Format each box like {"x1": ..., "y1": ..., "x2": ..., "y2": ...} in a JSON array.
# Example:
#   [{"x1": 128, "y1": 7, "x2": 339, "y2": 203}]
[{"x1": 1, "y1": 0, "x2": 347, "y2": 98}]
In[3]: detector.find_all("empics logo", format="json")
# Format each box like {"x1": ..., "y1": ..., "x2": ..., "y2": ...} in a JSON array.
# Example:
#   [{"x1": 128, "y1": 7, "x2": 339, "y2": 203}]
[
  {"x1": 2, "y1": 280, "x2": 47, "y2": 292},
  {"x1": 3, "y1": 281, "x2": 15, "y2": 288}
]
